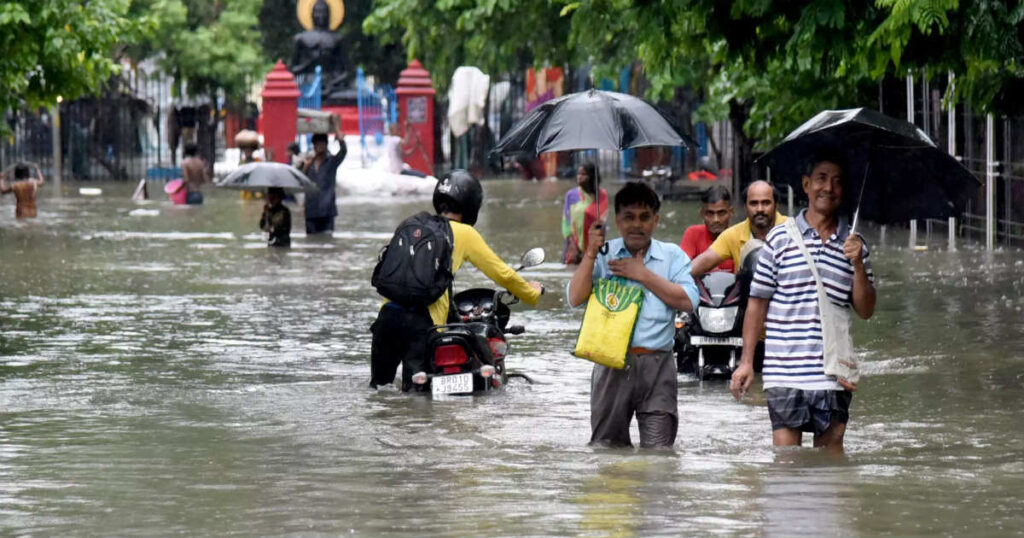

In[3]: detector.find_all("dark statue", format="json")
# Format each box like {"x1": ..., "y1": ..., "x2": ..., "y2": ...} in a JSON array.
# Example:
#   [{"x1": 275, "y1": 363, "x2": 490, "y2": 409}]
[{"x1": 290, "y1": 0, "x2": 357, "y2": 105}]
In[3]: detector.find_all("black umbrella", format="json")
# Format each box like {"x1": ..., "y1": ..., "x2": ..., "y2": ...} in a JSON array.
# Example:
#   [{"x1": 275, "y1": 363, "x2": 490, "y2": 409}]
[
  {"x1": 216, "y1": 162, "x2": 318, "y2": 193},
  {"x1": 758, "y1": 107, "x2": 981, "y2": 228},
  {"x1": 493, "y1": 89, "x2": 698, "y2": 156},
  {"x1": 493, "y1": 89, "x2": 698, "y2": 253}
]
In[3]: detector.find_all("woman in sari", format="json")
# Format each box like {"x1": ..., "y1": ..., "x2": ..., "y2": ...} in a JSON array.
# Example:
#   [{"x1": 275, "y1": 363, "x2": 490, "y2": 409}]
[{"x1": 562, "y1": 162, "x2": 609, "y2": 265}]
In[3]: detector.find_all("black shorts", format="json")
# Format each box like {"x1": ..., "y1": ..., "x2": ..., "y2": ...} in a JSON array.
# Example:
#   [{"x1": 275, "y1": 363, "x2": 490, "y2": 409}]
[{"x1": 765, "y1": 387, "x2": 852, "y2": 436}]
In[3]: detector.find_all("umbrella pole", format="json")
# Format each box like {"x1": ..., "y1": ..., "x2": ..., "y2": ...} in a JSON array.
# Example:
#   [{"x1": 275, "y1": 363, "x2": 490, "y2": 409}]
[
  {"x1": 594, "y1": 152, "x2": 609, "y2": 255},
  {"x1": 850, "y1": 162, "x2": 869, "y2": 235}
]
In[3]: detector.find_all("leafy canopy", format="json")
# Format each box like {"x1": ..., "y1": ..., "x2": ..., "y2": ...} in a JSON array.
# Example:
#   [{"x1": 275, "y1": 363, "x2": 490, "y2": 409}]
[
  {"x1": 0, "y1": 0, "x2": 150, "y2": 116},
  {"x1": 364, "y1": 0, "x2": 575, "y2": 91}
]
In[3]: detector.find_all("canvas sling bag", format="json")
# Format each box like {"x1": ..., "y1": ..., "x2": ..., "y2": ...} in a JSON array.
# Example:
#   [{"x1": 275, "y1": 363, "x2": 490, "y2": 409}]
[{"x1": 783, "y1": 219, "x2": 860, "y2": 384}]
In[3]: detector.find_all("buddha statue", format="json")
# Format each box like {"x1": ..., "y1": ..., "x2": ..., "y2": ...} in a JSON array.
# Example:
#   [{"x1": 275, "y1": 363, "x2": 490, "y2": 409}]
[{"x1": 290, "y1": 0, "x2": 356, "y2": 104}]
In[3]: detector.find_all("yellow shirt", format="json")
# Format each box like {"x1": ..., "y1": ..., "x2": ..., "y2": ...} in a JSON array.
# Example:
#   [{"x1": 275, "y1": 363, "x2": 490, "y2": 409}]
[
  {"x1": 426, "y1": 220, "x2": 541, "y2": 325},
  {"x1": 709, "y1": 212, "x2": 788, "y2": 272}
]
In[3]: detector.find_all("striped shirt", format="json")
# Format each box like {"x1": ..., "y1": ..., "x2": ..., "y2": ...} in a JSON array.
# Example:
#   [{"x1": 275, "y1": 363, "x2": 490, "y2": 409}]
[{"x1": 750, "y1": 209, "x2": 874, "y2": 390}]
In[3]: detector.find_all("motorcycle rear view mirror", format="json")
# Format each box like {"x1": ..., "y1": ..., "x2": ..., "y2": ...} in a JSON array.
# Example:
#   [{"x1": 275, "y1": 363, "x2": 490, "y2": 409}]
[{"x1": 516, "y1": 247, "x2": 545, "y2": 270}]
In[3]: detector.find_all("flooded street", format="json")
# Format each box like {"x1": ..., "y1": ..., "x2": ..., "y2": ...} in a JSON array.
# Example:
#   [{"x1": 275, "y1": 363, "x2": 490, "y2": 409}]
[{"x1": 1, "y1": 179, "x2": 1023, "y2": 536}]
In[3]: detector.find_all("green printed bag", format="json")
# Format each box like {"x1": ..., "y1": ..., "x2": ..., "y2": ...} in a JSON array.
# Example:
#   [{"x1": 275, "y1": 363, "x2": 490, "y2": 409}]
[{"x1": 573, "y1": 278, "x2": 645, "y2": 369}]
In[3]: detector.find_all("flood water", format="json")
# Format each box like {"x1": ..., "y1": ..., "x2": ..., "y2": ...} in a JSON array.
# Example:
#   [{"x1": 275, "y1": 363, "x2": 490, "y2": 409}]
[{"x1": 1, "y1": 179, "x2": 1022, "y2": 536}]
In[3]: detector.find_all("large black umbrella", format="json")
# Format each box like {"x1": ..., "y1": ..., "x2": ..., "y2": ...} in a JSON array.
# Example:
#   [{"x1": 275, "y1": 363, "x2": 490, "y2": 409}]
[
  {"x1": 493, "y1": 89, "x2": 697, "y2": 156},
  {"x1": 758, "y1": 107, "x2": 980, "y2": 227},
  {"x1": 216, "y1": 162, "x2": 317, "y2": 193}
]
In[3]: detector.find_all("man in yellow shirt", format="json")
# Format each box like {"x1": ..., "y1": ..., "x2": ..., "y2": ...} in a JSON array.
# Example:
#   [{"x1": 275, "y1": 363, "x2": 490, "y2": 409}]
[
  {"x1": 370, "y1": 170, "x2": 543, "y2": 391},
  {"x1": 691, "y1": 180, "x2": 787, "y2": 277}
]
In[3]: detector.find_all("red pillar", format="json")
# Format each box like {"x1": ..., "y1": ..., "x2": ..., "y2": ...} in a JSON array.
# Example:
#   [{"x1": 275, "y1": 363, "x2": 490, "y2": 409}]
[
  {"x1": 396, "y1": 60, "x2": 436, "y2": 175},
  {"x1": 260, "y1": 60, "x2": 299, "y2": 164}
]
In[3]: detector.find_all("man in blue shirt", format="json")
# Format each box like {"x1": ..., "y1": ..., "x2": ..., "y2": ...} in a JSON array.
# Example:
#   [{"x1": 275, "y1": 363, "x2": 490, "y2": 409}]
[{"x1": 569, "y1": 182, "x2": 699, "y2": 448}]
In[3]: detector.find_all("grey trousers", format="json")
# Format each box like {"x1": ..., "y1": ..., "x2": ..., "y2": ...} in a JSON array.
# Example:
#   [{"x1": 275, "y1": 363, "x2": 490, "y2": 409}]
[{"x1": 590, "y1": 350, "x2": 678, "y2": 448}]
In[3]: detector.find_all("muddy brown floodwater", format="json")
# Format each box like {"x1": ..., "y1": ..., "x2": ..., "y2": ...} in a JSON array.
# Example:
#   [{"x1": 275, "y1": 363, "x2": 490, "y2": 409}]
[{"x1": 1, "y1": 179, "x2": 1022, "y2": 536}]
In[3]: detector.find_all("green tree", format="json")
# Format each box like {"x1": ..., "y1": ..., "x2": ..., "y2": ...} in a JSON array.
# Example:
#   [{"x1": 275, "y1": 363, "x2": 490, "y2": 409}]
[
  {"x1": 128, "y1": 0, "x2": 268, "y2": 165},
  {"x1": 0, "y1": 0, "x2": 148, "y2": 129},
  {"x1": 571, "y1": 0, "x2": 1024, "y2": 181},
  {"x1": 132, "y1": 0, "x2": 266, "y2": 102},
  {"x1": 568, "y1": 0, "x2": 883, "y2": 182},
  {"x1": 364, "y1": 0, "x2": 575, "y2": 91}
]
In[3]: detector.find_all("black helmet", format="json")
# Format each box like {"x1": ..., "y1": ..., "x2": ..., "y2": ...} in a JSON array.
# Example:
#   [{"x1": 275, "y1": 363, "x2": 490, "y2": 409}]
[{"x1": 433, "y1": 169, "x2": 483, "y2": 225}]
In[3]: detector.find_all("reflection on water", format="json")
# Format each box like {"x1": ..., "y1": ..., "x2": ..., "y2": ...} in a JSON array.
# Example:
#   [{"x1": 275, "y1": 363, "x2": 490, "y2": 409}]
[{"x1": 0, "y1": 180, "x2": 1023, "y2": 535}]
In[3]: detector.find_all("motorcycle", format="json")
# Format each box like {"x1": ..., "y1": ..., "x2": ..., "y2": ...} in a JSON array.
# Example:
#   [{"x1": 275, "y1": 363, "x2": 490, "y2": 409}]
[
  {"x1": 676, "y1": 242, "x2": 763, "y2": 380},
  {"x1": 411, "y1": 247, "x2": 545, "y2": 397}
]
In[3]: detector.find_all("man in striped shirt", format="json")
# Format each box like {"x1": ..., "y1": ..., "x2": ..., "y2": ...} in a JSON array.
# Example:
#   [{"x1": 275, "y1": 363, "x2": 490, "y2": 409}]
[{"x1": 730, "y1": 149, "x2": 876, "y2": 452}]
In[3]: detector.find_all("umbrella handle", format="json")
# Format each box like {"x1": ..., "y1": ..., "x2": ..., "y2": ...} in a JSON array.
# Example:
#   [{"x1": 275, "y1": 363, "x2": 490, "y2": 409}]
[{"x1": 599, "y1": 242, "x2": 609, "y2": 255}]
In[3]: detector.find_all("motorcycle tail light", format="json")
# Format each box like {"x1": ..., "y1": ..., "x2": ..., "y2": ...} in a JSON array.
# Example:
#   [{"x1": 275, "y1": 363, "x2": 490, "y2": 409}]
[
  {"x1": 480, "y1": 365, "x2": 496, "y2": 378},
  {"x1": 434, "y1": 345, "x2": 468, "y2": 367},
  {"x1": 487, "y1": 338, "x2": 507, "y2": 358}
]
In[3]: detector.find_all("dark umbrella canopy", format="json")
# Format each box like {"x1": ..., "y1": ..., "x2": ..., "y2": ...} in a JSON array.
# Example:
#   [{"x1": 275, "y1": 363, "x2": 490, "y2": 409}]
[
  {"x1": 492, "y1": 89, "x2": 698, "y2": 155},
  {"x1": 216, "y1": 162, "x2": 318, "y2": 193},
  {"x1": 759, "y1": 108, "x2": 981, "y2": 225}
]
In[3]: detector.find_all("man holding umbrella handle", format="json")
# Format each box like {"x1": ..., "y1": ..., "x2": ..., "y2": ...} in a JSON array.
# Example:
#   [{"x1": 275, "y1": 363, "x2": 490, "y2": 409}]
[{"x1": 731, "y1": 149, "x2": 875, "y2": 452}]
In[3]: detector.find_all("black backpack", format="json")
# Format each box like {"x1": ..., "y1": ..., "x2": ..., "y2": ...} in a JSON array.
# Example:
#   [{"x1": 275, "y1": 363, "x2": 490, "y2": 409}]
[{"x1": 371, "y1": 212, "x2": 455, "y2": 307}]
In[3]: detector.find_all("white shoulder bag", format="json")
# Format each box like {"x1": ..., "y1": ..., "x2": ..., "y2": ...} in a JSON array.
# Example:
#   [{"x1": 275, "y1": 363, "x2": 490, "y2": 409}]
[{"x1": 783, "y1": 219, "x2": 860, "y2": 384}]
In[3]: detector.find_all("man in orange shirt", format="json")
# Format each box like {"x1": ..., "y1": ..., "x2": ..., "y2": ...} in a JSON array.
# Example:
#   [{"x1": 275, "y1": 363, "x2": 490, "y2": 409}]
[
  {"x1": 0, "y1": 162, "x2": 44, "y2": 218},
  {"x1": 679, "y1": 185, "x2": 734, "y2": 271}
]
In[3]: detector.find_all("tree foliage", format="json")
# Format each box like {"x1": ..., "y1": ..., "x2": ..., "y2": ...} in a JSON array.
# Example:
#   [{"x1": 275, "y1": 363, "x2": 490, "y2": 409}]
[
  {"x1": 129, "y1": 0, "x2": 266, "y2": 102},
  {"x1": 0, "y1": 0, "x2": 149, "y2": 118},
  {"x1": 364, "y1": 0, "x2": 575, "y2": 91},
  {"x1": 365, "y1": 0, "x2": 1024, "y2": 180}
]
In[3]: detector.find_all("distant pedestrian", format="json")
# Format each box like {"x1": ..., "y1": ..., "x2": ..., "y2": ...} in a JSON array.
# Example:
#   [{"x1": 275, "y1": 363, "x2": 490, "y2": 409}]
[
  {"x1": 287, "y1": 142, "x2": 303, "y2": 169},
  {"x1": 731, "y1": 149, "x2": 876, "y2": 452},
  {"x1": 180, "y1": 143, "x2": 208, "y2": 205},
  {"x1": 679, "y1": 185, "x2": 734, "y2": 272},
  {"x1": 300, "y1": 132, "x2": 346, "y2": 235},
  {"x1": 561, "y1": 162, "x2": 608, "y2": 265},
  {"x1": 0, "y1": 162, "x2": 45, "y2": 218},
  {"x1": 259, "y1": 187, "x2": 291, "y2": 248},
  {"x1": 237, "y1": 130, "x2": 264, "y2": 201}
]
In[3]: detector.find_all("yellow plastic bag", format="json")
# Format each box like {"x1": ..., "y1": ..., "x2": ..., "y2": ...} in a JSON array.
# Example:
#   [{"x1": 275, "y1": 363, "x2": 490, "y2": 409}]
[{"x1": 573, "y1": 278, "x2": 645, "y2": 369}]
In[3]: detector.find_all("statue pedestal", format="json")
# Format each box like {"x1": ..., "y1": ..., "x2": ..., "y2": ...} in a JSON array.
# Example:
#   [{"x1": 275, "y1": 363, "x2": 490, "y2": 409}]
[
  {"x1": 396, "y1": 60, "x2": 436, "y2": 175},
  {"x1": 260, "y1": 61, "x2": 300, "y2": 163}
]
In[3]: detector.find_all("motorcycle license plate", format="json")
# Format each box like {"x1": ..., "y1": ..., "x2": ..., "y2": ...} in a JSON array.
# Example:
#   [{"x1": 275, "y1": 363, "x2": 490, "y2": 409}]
[
  {"x1": 431, "y1": 373, "x2": 473, "y2": 396},
  {"x1": 689, "y1": 336, "x2": 743, "y2": 347}
]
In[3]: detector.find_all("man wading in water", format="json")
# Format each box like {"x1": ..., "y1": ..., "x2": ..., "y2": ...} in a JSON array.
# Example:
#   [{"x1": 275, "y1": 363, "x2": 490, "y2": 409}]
[
  {"x1": 568, "y1": 182, "x2": 698, "y2": 448},
  {"x1": 731, "y1": 149, "x2": 875, "y2": 452}
]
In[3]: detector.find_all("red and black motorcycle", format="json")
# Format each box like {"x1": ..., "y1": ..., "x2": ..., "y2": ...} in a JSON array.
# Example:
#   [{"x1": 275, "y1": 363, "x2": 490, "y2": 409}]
[{"x1": 410, "y1": 248, "x2": 544, "y2": 396}]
